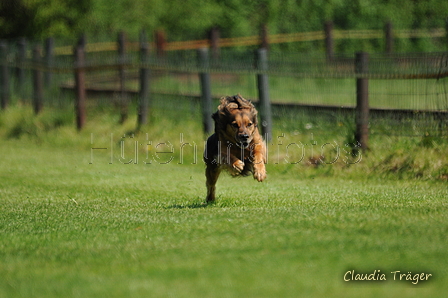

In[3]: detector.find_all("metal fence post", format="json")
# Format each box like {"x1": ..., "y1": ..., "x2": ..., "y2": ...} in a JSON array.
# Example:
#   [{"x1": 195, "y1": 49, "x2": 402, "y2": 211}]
[
  {"x1": 74, "y1": 45, "x2": 86, "y2": 130},
  {"x1": 197, "y1": 48, "x2": 213, "y2": 135},
  {"x1": 138, "y1": 30, "x2": 150, "y2": 128},
  {"x1": 32, "y1": 46, "x2": 43, "y2": 114},
  {"x1": 256, "y1": 48, "x2": 272, "y2": 141},
  {"x1": 0, "y1": 41, "x2": 9, "y2": 110},
  {"x1": 355, "y1": 52, "x2": 369, "y2": 150}
]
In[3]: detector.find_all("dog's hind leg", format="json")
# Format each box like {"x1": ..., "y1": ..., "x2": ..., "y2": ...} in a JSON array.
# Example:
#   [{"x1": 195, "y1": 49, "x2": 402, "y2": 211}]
[{"x1": 205, "y1": 165, "x2": 221, "y2": 203}]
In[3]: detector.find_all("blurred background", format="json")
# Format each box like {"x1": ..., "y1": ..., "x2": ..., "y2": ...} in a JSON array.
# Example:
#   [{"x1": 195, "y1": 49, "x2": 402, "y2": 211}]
[
  {"x1": 2, "y1": 0, "x2": 448, "y2": 50},
  {"x1": 0, "y1": 0, "x2": 447, "y2": 145}
]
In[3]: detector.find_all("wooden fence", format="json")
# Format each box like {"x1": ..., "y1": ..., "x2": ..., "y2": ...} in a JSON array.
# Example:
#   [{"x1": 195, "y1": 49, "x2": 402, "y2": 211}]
[
  {"x1": 1, "y1": 22, "x2": 448, "y2": 143},
  {"x1": 48, "y1": 21, "x2": 448, "y2": 57}
]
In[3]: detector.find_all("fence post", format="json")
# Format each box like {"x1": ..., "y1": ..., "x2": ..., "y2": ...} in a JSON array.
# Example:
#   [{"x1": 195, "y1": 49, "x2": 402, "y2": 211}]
[
  {"x1": 74, "y1": 45, "x2": 86, "y2": 130},
  {"x1": 385, "y1": 21, "x2": 394, "y2": 54},
  {"x1": 32, "y1": 46, "x2": 43, "y2": 114},
  {"x1": 0, "y1": 41, "x2": 9, "y2": 110},
  {"x1": 446, "y1": 18, "x2": 448, "y2": 50},
  {"x1": 77, "y1": 34, "x2": 87, "y2": 49},
  {"x1": 155, "y1": 30, "x2": 166, "y2": 58},
  {"x1": 44, "y1": 37, "x2": 54, "y2": 88},
  {"x1": 325, "y1": 21, "x2": 334, "y2": 61},
  {"x1": 197, "y1": 48, "x2": 213, "y2": 135},
  {"x1": 118, "y1": 31, "x2": 128, "y2": 123},
  {"x1": 355, "y1": 52, "x2": 369, "y2": 150},
  {"x1": 256, "y1": 48, "x2": 272, "y2": 141},
  {"x1": 209, "y1": 27, "x2": 220, "y2": 60},
  {"x1": 260, "y1": 24, "x2": 269, "y2": 50},
  {"x1": 15, "y1": 38, "x2": 26, "y2": 99},
  {"x1": 138, "y1": 30, "x2": 150, "y2": 128}
]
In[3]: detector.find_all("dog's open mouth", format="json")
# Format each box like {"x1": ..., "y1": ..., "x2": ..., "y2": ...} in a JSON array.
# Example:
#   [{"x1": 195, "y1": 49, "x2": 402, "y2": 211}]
[{"x1": 236, "y1": 140, "x2": 250, "y2": 149}]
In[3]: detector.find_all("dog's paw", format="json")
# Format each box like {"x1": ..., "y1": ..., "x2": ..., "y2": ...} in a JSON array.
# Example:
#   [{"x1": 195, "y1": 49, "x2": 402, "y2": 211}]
[
  {"x1": 253, "y1": 165, "x2": 266, "y2": 182},
  {"x1": 231, "y1": 160, "x2": 245, "y2": 175}
]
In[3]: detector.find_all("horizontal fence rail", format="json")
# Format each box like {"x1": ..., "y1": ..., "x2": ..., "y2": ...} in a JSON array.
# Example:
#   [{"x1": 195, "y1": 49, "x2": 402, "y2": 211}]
[
  {"x1": 5, "y1": 52, "x2": 448, "y2": 80},
  {"x1": 45, "y1": 28, "x2": 447, "y2": 55},
  {"x1": 0, "y1": 27, "x2": 447, "y2": 138}
]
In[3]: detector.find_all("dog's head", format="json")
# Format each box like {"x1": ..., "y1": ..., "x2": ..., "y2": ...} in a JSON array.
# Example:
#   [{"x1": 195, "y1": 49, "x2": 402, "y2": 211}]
[{"x1": 212, "y1": 94, "x2": 258, "y2": 149}]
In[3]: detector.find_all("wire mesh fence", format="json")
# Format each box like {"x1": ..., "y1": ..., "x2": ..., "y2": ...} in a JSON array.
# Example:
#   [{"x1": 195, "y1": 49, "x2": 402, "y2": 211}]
[{"x1": 1, "y1": 38, "x2": 447, "y2": 138}]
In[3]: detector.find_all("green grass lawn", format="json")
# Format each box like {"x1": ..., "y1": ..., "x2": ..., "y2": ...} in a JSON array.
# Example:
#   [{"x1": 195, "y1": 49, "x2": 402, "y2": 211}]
[{"x1": 1, "y1": 138, "x2": 447, "y2": 298}]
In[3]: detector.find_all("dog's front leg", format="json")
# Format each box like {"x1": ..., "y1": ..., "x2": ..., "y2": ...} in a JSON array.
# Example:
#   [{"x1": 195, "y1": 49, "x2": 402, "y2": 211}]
[
  {"x1": 251, "y1": 142, "x2": 267, "y2": 182},
  {"x1": 220, "y1": 141, "x2": 244, "y2": 175}
]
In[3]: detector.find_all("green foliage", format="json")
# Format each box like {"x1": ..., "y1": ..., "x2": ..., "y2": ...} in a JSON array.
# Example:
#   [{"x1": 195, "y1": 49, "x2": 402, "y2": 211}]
[
  {"x1": 1, "y1": 105, "x2": 73, "y2": 140},
  {"x1": 0, "y1": 0, "x2": 90, "y2": 39},
  {"x1": 2, "y1": 0, "x2": 448, "y2": 52}
]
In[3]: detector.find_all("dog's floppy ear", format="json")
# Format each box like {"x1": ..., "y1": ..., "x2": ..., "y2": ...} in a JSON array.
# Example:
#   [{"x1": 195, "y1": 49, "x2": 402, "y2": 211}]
[
  {"x1": 217, "y1": 96, "x2": 236, "y2": 115},
  {"x1": 252, "y1": 109, "x2": 259, "y2": 126},
  {"x1": 234, "y1": 94, "x2": 258, "y2": 126},
  {"x1": 212, "y1": 110, "x2": 226, "y2": 133},
  {"x1": 213, "y1": 96, "x2": 236, "y2": 133},
  {"x1": 244, "y1": 97, "x2": 259, "y2": 126},
  {"x1": 218, "y1": 94, "x2": 255, "y2": 114}
]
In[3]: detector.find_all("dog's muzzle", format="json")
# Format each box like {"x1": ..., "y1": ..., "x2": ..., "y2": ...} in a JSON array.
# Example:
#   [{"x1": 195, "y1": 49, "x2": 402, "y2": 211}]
[{"x1": 236, "y1": 134, "x2": 250, "y2": 149}]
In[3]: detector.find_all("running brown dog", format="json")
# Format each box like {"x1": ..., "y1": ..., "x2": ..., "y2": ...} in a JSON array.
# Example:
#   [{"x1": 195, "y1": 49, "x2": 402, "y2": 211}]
[{"x1": 204, "y1": 94, "x2": 267, "y2": 202}]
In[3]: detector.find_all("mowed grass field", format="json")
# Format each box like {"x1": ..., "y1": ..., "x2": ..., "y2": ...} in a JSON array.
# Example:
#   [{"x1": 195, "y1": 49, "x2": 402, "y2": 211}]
[{"x1": 1, "y1": 136, "x2": 447, "y2": 298}]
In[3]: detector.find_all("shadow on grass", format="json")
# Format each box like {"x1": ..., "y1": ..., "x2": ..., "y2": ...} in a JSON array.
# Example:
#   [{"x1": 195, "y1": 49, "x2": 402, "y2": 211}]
[{"x1": 166, "y1": 201, "x2": 214, "y2": 209}]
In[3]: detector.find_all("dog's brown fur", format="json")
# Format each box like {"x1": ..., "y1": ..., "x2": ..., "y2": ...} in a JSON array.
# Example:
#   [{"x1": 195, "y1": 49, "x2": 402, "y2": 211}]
[{"x1": 204, "y1": 94, "x2": 266, "y2": 202}]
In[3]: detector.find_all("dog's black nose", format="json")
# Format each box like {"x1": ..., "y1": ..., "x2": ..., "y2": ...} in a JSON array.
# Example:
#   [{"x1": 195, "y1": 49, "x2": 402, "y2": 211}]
[{"x1": 239, "y1": 134, "x2": 249, "y2": 140}]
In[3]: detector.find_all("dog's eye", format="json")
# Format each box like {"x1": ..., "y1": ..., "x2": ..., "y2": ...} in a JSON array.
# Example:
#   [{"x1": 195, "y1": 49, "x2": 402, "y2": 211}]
[
  {"x1": 247, "y1": 122, "x2": 253, "y2": 127},
  {"x1": 231, "y1": 122, "x2": 239, "y2": 128}
]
